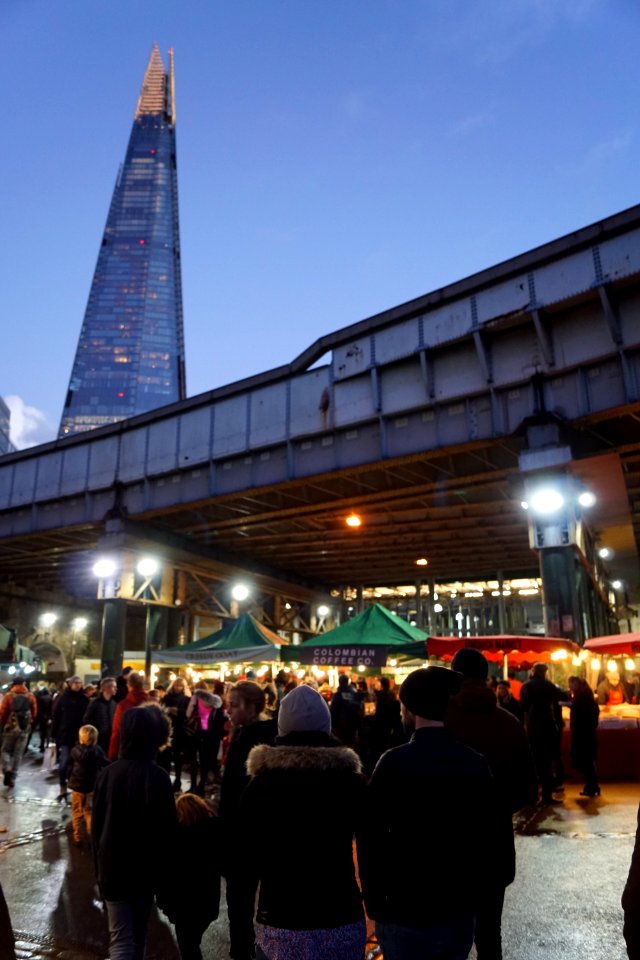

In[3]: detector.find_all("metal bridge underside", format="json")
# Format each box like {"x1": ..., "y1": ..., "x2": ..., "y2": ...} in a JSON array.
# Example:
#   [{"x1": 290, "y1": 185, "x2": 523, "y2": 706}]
[{"x1": 3, "y1": 204, "x2": 640, "y2": 617}]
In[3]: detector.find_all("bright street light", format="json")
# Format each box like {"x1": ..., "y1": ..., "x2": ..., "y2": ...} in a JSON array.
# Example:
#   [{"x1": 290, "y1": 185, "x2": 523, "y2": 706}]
[
  {"x1": 612, "y1": 580, "x2": 623, "y2": 590},
  {"x1": 93, "y1": 557, "x2": 117, "y2": 578},
  {"x1": 231, "y1": 583, "x2": 250, "y2": 602},
  {"x1": 598, "y1": 547, "x2": 611, "y2": 560},
  {"x1": 578, "y1": 491, "x2": 596, "y2": 508},
  {"x1": 317, "y1": 604, "x2": 330, "y2": 617},
  {"x1": 40, "y1": 612, "x2": 57, "y2": 628},
  {"x1": 529, "y1": 488, "x2": 565, "y2": 515},
  {"x1": 72, "y1": 617, "x2": 88, "y2": 631},
  {"x1": 137, "y1": 557, "x2": 159, "y2": 578}
]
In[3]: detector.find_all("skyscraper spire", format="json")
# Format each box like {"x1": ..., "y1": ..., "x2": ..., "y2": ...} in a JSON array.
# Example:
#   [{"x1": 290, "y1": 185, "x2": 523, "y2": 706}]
[{"x1": 59, "y1": 45, "x2": 185, "y2": 437}]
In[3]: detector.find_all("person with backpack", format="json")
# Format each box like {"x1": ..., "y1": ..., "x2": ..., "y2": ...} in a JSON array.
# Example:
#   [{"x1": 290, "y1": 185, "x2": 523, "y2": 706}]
[{"x1": 0, "y1": 678, "x2": 37, "y2": 788}]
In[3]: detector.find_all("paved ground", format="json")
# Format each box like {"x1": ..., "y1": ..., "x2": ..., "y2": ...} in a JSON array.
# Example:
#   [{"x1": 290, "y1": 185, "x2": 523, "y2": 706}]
[{"x1": 0, "y1": 746, "x2": 636, "y2": 959}]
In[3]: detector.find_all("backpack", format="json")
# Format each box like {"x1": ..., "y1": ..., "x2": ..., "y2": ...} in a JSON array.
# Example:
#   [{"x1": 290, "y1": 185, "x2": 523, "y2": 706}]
[{"x1": 8, "y1": 694, "x2": 31, "y2": 732}]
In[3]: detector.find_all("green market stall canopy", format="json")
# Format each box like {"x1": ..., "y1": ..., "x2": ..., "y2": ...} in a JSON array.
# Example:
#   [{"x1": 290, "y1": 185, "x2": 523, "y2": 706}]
[
  {"x1": 154, "y1": 613, "x2": 286, "y2": 665},
  {"x1": 290, "y1": 604, "x2": 428, "y2": 668}
]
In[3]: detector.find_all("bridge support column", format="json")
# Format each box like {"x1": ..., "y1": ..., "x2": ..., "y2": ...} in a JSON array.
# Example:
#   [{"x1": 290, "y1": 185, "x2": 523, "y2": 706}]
[
  {"x1": 144, "y1": 607, "x2": 182, "y2": 679},
  {"x1": 100, "y1": 599, "x2": 127, "y2": 678},
  {"x1": 539, "y1": 548, "x2": 585, "y2": 643}
]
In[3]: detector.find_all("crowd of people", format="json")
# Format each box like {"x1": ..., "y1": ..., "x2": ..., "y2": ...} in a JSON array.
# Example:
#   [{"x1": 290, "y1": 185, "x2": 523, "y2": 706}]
[{"x1": 0, "y1": 657, "x2": 639, "y2": 960}]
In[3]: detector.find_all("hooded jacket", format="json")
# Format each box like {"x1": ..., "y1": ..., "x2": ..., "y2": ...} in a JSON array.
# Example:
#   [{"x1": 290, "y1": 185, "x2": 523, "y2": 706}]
[
  {"x1": 445, "y1": 678, "x2": 537, "y2": 886},
  {"x1": 187, "y1": 690, "x2": 224, "y2": 739},
  {"x1": 239, "y1": 732, "x2": 366, "y2": 930},
  {"x1": 92, "y1": 707, "x2": 177, "y2": 901}
]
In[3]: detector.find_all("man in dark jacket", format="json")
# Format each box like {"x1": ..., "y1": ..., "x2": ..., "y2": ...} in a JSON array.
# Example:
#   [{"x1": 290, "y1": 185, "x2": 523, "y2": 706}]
[
  {"x1": 360, "y1": 666, "x2": 499, "y2": 960},
  {"x1": 51, "y1": 675, "x2": 89, "y2": 800},
  {"x1": 520, "y1": 662, "x2": 563, "y2": 805},
  {"x1": 445, "y1": 649, "x2": 538, "y2": 960},
  {"x1": 92, "y1": 705, "x2": 177, "y2": 960},
  {"x1": 83, "y1": 677, "x2": 117, "y2": 754}
]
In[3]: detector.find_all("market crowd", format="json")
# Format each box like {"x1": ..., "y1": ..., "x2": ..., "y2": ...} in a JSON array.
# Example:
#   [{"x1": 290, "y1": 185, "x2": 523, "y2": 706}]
[{"x1": 1, "y1": 656, "x2": 640, "y2": 960}]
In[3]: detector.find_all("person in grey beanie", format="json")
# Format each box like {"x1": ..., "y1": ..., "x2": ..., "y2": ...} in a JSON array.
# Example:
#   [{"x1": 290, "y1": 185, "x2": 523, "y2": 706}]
[{"x1": 238, "y1": 684, "x2": 367, "y2": 960}]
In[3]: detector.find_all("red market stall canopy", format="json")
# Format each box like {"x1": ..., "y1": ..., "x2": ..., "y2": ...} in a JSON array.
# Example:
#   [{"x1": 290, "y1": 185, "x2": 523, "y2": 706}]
[
  {"x1": 154, "y1": 613, "x2": 287, "y2": 666},
  {"x1": 584, "y1": 634, "x2": 640, "y2": 656},
  {"x1": 427, "y1": 635, "x2": 581, "y2": 666},
  {"x1": 291, "y1": 604, "x2": 428, "y2": 667}
]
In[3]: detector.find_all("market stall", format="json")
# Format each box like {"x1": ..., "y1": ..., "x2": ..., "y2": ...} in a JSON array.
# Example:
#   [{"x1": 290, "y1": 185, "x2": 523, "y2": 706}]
[
  {"x1": 152, "y1": 613, "x2": 286, "y2": 677},
  {"x1": 427, "y1": 634, "x2": 581, "y2": 677},
  {"x1": 290, "y1": 603, "x2": 427, "y2": 670},
  {"x1": 579, "y1": 634, "x2": 640, "y2": 780}
]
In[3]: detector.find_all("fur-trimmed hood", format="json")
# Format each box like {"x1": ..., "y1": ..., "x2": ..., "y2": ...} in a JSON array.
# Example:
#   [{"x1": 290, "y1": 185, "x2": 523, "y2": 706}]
[
  {"x1": 193, "y1": 690, "x2": 222, "y2": 709},
  {"x1": 247, "y1": 742, "x2": 362, "y2": 777}
]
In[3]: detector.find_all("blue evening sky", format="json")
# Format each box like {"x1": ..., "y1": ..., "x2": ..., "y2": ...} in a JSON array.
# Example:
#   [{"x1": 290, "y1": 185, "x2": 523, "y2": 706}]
[{"x1": 2, "y1": 0, "x2": 639, "y2": 446}]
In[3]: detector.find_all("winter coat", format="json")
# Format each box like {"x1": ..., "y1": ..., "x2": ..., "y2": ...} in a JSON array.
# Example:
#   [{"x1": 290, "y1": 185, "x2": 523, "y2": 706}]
[
  {"x1": 359, "y1": 726, "x2": 499, "y2": 926},
  {"x1": 108, "y1": 689, "x2": 148, "y2": 760},
  {"x1": 186, "y1": 690, "x2": 224, "y2": 743},
  {"x1": 445, "y1": 679, "x2": 538, "y2": 886},
  {"x1": 622, "y1": 801, "x2": 640, "y2": 957},
  {"x1": 163, "y1": 690, "x2": 190, "y2": 745},
  {"x1": 34, "y1": 688, "x2": 53, "y2": 722},
  {"x1": 570, "y1": 687, "x2": 599, "y2": 771},
  {"x1": 240, "y1": 732, "x2": 365, "y2": 930},
  {"x1": 218, "y1": 718, "x2": 277, "y2": 825},
  {"x1": 68, "y1": 743, "x2": 108, "y2": 794},
  {"x1": 0, "y1": 685, "x2": 37, "y2": 730},
  {"x1": 51, "y1": 688, "x2": 89, "y2": 747},
  {"x1": 92, "y1": 709, "x2": 178, "y2": 901},
  {"x1": 157, "y1": 816, "x2": 221, "y2": 927},
  {"x1": 520, "y1": 676, "x2": 563, "y2": 741},
  {"x1": 83, "y1": 694, "x2": 116, "y2": 754}
]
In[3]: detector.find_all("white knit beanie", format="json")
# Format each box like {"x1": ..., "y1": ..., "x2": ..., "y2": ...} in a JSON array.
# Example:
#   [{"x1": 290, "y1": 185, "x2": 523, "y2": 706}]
[{"x1": 278, "y1": 684, "x2": 331, "y2": 736}]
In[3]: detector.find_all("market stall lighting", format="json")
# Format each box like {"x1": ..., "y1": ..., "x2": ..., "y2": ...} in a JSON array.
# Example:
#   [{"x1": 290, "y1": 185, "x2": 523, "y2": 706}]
[
  {"x1": 389, "y1": 659, "x2": 397, "y2": 667},
  {"x1": 591, "y1": 658, "x2": 601, "y2": 671},
  {"x1": 607, "y1": 659, "x2": 618, "y2": 673},
  {"x1": 415, "y1": 558, "x2": 428, "y2": 566},
  {"x1": 137, "y1": 557, "x2": 159, "y2": 577},
  {"x1": 612, "y1": 580, "x2": 623, "y2": 590},
  {"x1": 528, "y1": 487, "x2": 565, "y2": 515},
  {"x1": 578, "y1": 491, "x2": 596, "y2": 508},
  {"x1": 40, "y1": 612, "x2": 57, "y2": 628},
  {"x1": 572, "y1": 656, "x2": 582, "y2": 667},
  {"x1": 7, "y1": 666, "x2": 15, "y2": 675},
  {"x1": 550, "y1": 649, "x2": 568, "y2": 661},
  {"x1": 433, "y1": 603, "x2": 443, "y2": 613},
  {"x1": 625, "y1": 658, "x2": 636, "y2": 671},
  {"x1": 345, "y1": 513, "x2": 362, "y2": 528},
  {"x1": 231, "y1": 583, "x2": 250, "y2": 602},
  {"x1": 598, "y1": 547, "x2": 611, "y2": 560},
  {"x1": 93, "y1": 557, "x2": 117, "y2": 578}
]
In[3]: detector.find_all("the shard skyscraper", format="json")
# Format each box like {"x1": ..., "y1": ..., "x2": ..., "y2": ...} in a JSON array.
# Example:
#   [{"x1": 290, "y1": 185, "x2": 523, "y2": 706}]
[{"x1": 59, "y1": 43, "x2": 186, "y2": 437}]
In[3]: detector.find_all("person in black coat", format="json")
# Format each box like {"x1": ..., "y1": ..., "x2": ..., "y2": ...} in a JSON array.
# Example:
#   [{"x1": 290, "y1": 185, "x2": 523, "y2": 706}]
[
  {"x1": 83, "y1": 677, "x2": 117, "y2": 754},
  {"x1": 92, "y1": 704, "x2": 178, "y2": 960},
  {"x1": 445, "y1": 650, "x2": 537, "y2": 960},
  {"x1": 520, "y1": 663, "x2": 563, "y2": 805},
  {"x1": 114, "y1": 666, "x2": 132, "y2": 703},
  {"x1": 359, "y1": 666, "x2": 499, "y2": 960},
  {"x1": 158, "y1": 792, "x2": 221, "y2": 960},
  {"x1": 623, "y1": 801, "x2": 640, "y2": 959},
  {"x1": 162, "y1": 677, "x2": 191, "y2": 791},
  {"x1": 239, "y1": 684, "x2": 367, "y2": 960},
  {"x1": 51, "y1": 676, "x2": 90, "y2": 800},
  {"x1": 219, "y1": 681, "x2": 276, "y2": 960},
  {"x1": 371, "y1": 677, "x2": 403, "y2": 763},
  {"x1": 568, "y1": 676, "x2": 600, "y2": 797},
  {"x1": 33, "y1": 683, "x2": 53, "y2": 752}
]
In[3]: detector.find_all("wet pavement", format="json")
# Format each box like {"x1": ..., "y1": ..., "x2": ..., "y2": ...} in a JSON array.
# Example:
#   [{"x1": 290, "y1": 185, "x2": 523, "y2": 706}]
[{"x1": 0, "y1": 746, "x2": 637, "y2": 959}]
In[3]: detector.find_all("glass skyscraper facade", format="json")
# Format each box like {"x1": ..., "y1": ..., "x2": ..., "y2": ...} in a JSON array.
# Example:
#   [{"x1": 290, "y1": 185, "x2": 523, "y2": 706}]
[{"x1": 59, "y1": 44, "x2": 186, "y2": 437}]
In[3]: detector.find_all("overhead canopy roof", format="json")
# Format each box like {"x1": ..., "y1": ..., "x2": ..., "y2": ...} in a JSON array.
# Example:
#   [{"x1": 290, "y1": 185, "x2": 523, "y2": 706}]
[{"x1": 584, "y1": 634, "x2": 640, "y2": 655}]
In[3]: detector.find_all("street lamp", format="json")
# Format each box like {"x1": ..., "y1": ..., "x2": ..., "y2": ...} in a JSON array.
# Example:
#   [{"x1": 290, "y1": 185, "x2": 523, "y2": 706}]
[
  {"x1": 93, "y1": 557, "x2": 118, "y2": 578},
  {"x1": 231, "y1": 583, "x2": 250, "y2": 602},
  {"x1": 137, "y1": 557, "x2": 159, "y2": 578},
  {"x1": 40, "y1": 612, "x2": 57, "y2": 628},
  {"x1": 317, "y1": 604, "x2": 330, "y2": 617}
]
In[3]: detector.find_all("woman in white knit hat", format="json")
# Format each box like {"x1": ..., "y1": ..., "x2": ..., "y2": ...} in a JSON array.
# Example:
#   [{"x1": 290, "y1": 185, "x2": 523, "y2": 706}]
[{"x1": 238, "y1": 683, "x2": 366, "y2": 960}]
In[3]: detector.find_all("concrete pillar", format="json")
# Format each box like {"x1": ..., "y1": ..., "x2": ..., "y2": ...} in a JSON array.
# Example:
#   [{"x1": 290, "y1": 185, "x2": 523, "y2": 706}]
[
  {"x1": 497, "y1": 570, "x2": 507, "y2": 634},
  {"x1": 426, "y1": 577, "x2": 436, "y2": 635},
  {"x1": 100, "y1": 600, "x2": 127, "y2": 678},
  {"x1": 414, "y1": 579, "x2": 423, "y2": 629},
  {"x1": 539, "y1": 547, "x2": 584, "y2": 643},
  {"x1": 356, "y1": 584, "x2": 364, "y2": 614}
]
